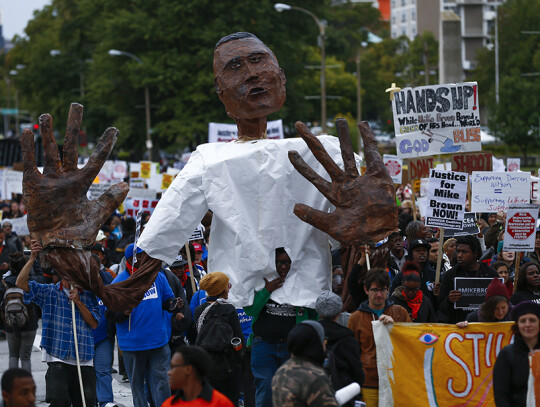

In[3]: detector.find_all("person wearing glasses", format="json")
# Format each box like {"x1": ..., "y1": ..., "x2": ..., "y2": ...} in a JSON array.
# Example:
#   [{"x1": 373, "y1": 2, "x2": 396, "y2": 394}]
[
  {"x1": 347, "y1": 268, "x2": 410, "y2": 407},
  {"x1": 163, "y1": 345, "x2": 233, "y2": 407},
  {"x1": 244, "y1": 247, "x2": 318, "y2": 407}
]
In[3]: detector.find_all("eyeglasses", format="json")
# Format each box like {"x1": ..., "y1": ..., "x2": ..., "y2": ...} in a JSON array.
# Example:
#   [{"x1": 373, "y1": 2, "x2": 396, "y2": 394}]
[
  {"x1": 2, "y1": 225, "x2": 11, "y2": 228},
  {"x1": 276, "y1": 260, "x2": 291, "y2": 267},
  {"x1": 368, "y1": 287, "x2": 388, "y2": 294}
]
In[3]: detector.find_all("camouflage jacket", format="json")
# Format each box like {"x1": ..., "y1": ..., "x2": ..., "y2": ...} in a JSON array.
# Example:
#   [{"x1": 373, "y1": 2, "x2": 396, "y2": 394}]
[{"x1": 271, "y1": 356, "x2": 338, "y2": 407}]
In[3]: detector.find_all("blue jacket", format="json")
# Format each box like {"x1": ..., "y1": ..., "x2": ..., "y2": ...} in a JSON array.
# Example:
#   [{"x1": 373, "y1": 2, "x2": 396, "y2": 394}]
[{"x1": 113, "y1": 270, "x2": 174, "y2": 351}]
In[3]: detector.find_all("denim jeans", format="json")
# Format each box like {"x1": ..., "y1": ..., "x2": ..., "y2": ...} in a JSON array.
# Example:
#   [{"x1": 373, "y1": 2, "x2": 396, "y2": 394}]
[
  {"x1": 123, "y1": 344, "x2": 171, "y2": 407},
  {"x1": 250, "y1": 337, "x2": 290, "y2": 407},
  {"x1": 6, "y1": 330, "x2": 37, "y2": 372},
  {"x1": 95, "y1": 337, "x2": 114, "y2": 406},
  {"x1": 45, "y1": 362, "x2": 96, "y2": 407}
]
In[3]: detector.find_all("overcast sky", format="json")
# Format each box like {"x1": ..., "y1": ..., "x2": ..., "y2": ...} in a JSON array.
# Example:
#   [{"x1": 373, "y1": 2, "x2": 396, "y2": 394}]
[{"x1": 1, "y1": 0, "x2": 52, "y2": 40}]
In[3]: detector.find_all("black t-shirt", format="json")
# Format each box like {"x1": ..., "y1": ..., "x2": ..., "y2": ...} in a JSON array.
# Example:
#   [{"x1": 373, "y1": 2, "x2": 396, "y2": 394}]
[
  {"x1": 510, "y1": 289, "x2": 540, "y2": 305},
  {"x1": 252, "y1": 300, "x2": 297, "y2": 342}
]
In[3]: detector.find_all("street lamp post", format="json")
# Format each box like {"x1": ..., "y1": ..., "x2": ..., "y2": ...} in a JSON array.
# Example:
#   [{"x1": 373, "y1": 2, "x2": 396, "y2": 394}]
[
  {"x1": 275, "y1": 3, "x2": 327, "y2": 133},
  {"x1": 108, "y1": 49, "x2": 153, "y2": 161}
]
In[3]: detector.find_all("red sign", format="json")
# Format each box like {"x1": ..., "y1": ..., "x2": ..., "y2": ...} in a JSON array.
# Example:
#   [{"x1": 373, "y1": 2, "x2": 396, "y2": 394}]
[
  {"x1": 407, "y1": 157, "x2": 434, "y2": 181},
  {"x1": 507, "y1": 212, "x2": 536, "y2": 240},
  {"x1": 385, "y1": 160, "x2": 402, "y2": 176},
  {"x1": 451, "y1": 152, "x2": 492, "y2": 174}
]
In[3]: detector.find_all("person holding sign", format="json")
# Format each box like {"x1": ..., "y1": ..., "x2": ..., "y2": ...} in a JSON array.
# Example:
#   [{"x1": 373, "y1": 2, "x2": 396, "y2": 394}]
[
  {"x1": 493, "y1": 301, "x2": 540, "y2": 407},
  {"x1": 510, "y1": 262, "x2": 540, "y2": 305},
  {"x1": 437, "y1": 235, "x2": 498, "y2": 323}
]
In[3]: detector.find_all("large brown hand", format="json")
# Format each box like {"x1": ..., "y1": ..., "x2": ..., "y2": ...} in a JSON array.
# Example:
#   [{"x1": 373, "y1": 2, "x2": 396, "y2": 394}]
[
  {"x1": 288, "y1": 118, "x2": 398, "y2": 246},
  {"x1": 22, "y1": 103, "x2": 129, "y2": 248}
]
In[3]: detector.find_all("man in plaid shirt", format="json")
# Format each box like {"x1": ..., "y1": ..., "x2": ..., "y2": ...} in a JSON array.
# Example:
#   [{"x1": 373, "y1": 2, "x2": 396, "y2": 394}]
[{"x1": 17, "y1": 241, "x2": 101, "y2": 406}]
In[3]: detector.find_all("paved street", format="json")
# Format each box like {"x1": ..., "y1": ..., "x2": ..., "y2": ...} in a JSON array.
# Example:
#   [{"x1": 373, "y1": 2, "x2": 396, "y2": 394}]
[{"x1": 0, "y1": 322, "x2": 135, "y2": 407}]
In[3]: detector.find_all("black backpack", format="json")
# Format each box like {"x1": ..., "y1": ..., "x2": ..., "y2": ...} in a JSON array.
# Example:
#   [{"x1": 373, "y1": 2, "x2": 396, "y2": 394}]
[
  {"x1": 324, "y1": 337, "x2": 349, "y2": 391},
  {"x1": 195, "y1": 302, "x2": 237, "y2": 380}
]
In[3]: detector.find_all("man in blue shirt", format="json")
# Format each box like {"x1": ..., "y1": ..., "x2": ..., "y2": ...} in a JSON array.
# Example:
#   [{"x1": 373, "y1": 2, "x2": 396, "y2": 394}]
[
  {"x1": 107, "y1": 244, "x2": 179, "y2": 407},
  {"x1": 16, "y1": 240, "x2": 101, "y2": 406}
]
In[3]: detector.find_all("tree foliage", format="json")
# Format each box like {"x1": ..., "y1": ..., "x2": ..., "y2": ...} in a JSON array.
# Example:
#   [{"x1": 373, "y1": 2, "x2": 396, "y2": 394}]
[{"x1": 474, "y1": 0, "x2": 540, "y2": 157}]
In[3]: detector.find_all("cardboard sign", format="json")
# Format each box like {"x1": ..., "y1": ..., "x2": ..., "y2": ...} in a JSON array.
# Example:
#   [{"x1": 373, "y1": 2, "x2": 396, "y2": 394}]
[
  {"x1": 383, "y1": 154, "x2": 403, "y2": 184},
  {"x1": 507, "y1": 158, "x2": 520, "y2": 172},
  {"x1": 161, "y1": 174, "x2": 174, "y2": 190},
  {"x1": 208, "y1": 119, "x2": 284, "y2": 143},
  {"x1": 426, "y1": 169, "x2": 468, "y2": 229},
  {"x1": 393, "y1": 82, "x2": 481, "y2": 158},
  {"x1": 124, "y1": 197, "x2": 159, "y2": 218},
  {"x1": 451, "y1": 152, "x2": 492, "y2": 174},
  {"x1": 471, "y1": 171, "x2": 531, "y2": 212},
  {"x1": 413, "y1": 179, "x2": 421, "y2": 193},
  {"x1": 407, "y1": 157, "x2": 434, "y2": 181},
  {"x1": 444, "y1": 212, "x2": 480, "y2": 237},
  {"x1": 88, "y1": 182, "x2": 114, "y2": 201},
  {"x1": 454, "y1": 277, "x2": 502, "y2": 310},
  {"x1": 503, "y1": 204, "x2": 539, "y2": 251}
]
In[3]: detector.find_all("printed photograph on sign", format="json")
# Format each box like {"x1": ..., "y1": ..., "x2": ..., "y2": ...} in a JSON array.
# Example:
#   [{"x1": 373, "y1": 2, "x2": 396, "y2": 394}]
[
  {"x1": 471, "y1": 171, "x2": 531, "y2": 212},
  {"x1": 392, "y1": 82, "x2": 481, "y2": 158},
  {"x1": 426, "y1": 169, "x2": 468, "y2": 229}
]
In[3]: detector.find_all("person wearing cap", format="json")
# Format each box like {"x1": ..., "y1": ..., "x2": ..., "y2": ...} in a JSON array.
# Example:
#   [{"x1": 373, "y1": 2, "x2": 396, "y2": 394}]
[
  {"x1": 316, "y1": 291, "x2": 364, "y2": 396},
  {"x1": 390, "y1": 261, "x2": 437, "y2": 323},
  {"x1": 437, "y1": 235, "x2": 498, "y2": 324},
  {"x1": 456, "y1": 278, "x2": 513, "y2": 328},
  {"x1": 390, "y1": 238, "x2": 438, "y2": 309},
  {"x1": 493, "y1": 301, "x2": 540, "y2": 406},
  {"x1": 271, "y1": 321, "x2": 339, "y2": 407},
  {"x1": 510, "y1": 262, "x2": 540, "y2": 305},
  {"x1": 107, "y1": 243, "x2": 181, "y2": 407},
  {"x1": 194, "y1": 272, "x2": 243, "y2": 405},
  {"x1": 91, "y1": 243, "x2": 115, "y2": 283},
  {"x1": 348, "y1": 268, "x2": 410, "y2": 407}
]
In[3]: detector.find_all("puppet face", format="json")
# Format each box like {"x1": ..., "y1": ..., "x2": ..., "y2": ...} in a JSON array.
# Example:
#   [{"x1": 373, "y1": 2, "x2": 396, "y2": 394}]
[{"x1": 214, "y1": 37, "x2": 286, "y2": 120}]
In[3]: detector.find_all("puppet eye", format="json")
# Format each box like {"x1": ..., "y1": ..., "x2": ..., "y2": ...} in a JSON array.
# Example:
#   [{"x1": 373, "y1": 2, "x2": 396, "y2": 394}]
[{"x1": 418, "y1": 333, "x2": 439, "y2": 345}]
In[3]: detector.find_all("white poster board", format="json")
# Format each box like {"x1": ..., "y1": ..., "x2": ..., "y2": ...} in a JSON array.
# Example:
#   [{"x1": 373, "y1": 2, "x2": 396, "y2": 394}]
[
  {"x1": 383, "y1": 154, "x2": 403, "y2": 184},
  {"x1": 208, "y1": 119, "x2": 284, "y2": 143},
  {"x1": 471, "y1": 171, "x2": 531, "y2": 212},
  {"x1": 506, "y1": 158, "x2": 520, "y2": 172},
  {"x1": 503, "y1": 204, "x2": 539, "y2": 251},
  {"x1": 392, "y1": 82, "x2": 481, "y2": 158},
  {"x1": 425, "y1": 169, "x2": 468, "y2": 229}
]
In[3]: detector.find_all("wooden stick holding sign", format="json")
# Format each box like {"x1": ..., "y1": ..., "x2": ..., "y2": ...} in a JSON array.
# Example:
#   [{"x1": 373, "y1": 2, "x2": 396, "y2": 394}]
[
  {"x1": 435, "y1": 228, "x2": 445, "y2": 284},
  {"x1": 514, "y1": 253, "x2": 521, "y2": 293},
  {"x1": 185, "y1": 242, "x2": 197, "y2": 294}
]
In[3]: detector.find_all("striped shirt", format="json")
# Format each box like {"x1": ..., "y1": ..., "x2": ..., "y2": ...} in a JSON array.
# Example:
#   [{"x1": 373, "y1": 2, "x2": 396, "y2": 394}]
[{"x1": 24, "y1": 280, "x2": 101, "y2": 362}]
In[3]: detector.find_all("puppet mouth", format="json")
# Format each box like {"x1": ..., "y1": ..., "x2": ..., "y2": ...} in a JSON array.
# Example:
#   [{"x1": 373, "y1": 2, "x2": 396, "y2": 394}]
[{"x1": 248, "y1": 87, "x2": 267, "y2": 96}]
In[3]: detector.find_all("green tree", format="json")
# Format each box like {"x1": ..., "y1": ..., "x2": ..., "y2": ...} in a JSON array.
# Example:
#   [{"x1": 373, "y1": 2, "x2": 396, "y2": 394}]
[{"x1": 474, "y1": 0, "x2": 540, "y2": 157}]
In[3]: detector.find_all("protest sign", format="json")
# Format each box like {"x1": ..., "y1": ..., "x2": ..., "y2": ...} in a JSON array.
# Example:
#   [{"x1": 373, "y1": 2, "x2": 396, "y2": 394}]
[
  {"x1": 419, "y1": 177, "x2": 429, "y2": 197},
  {"x1": 4, "y1": 170, "x2": 23, "y2": 198},
  {"x1": 406, "y1": 157, "x2": 434, "y2": 181},
  {"x1": 532, "y1": 176, "x2": 539, "y2": 203},
  {"x1": 88, "y1": 182, "x2": 114, "y2": 201},
  {"x1": 507, "y1": 158, "x2": 520, "y2": 172},
  {"x1": 392, "y1": 82, "x2": 481, "y2": 158},
  {"x1": 444, "y1": 212, "x2": 480, "y2": 237},
  {"x1": 451, "y1": 152, "x2": 492, "y2": 174},
  {"x1": 9, "y1": 215, "x2": 29, "y2": 236},
  {"x1": 124, "y1": 197, "x2": 159, "y2": 218},
  {"x1": 140, "y1": 161, "x2": 152, "y2": 178},
  {"x1": 189, "y1": 224, "x2": 205, "y2": 241},
  {"x1": 208, "y1": 119, "x2": 284, "y2": 143},
  {"x1": 471, "y1": 171, "x2": 531, "y2": 212},
  {"x1": 503, "y1": 204, "x2": 539, "y2": 251},
  {"x1": 126, "y1": 187, "x2": 157, "y2": 199},
  {"x1": 161, "y1": 174, "x2": 174, "y2": 190},
  {"x1": 426, "y1": 169, "x2": 468, "y2": 229},
  {"x1": 374, "y1": 321, "x2": 513, "y2": 407},
  {"x1": 492, "y1": 156, "x2": 506, "y2": 172},
  {"x1": 383, "y1": 154, "x2": 403, "y2": 184},
  {"x1": 112, "y1": 160, "x2": 128, "y2": 180},
  {"x1": 454, "y1": 277, "x2": 501, "y2": 310}
]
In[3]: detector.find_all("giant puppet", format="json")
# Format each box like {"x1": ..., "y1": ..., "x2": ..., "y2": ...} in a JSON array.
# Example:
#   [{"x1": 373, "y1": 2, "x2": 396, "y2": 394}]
[{"x1": 21, "y1": 32, "x2": 397, "y2": 311}]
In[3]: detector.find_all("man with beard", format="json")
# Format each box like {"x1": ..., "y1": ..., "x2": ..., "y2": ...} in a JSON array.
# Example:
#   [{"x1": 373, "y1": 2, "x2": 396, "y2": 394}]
[{"x1": 438, "y1": 235, "x2": 498, "y2": 323}]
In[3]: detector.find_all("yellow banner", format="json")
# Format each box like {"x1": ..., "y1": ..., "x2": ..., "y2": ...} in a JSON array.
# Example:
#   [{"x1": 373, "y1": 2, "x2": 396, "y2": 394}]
[
  {"x1": 161, "y1": 174, "x2": 174, "y2": 190},
  {"x1": 374, "y1": 322, "x2": 513, "y2": 406},
  {"x1": 140, "y1": 161, "x2": 152, "y2": 179}
]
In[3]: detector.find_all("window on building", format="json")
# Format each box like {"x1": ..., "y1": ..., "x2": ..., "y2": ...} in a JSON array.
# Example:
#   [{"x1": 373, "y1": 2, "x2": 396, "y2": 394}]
[
  {"x1": 402, "y1": 13, "x2": 406, "y2": 22},
  {"x1": 392, "y1": 16, "x2": 396, "y2": 24},
  {"x1": 412, "y1": 10, "x2": 415, "y2": 20},
  {"x1": 401, "y1": 0, "x2": 405, "y2": 6}
]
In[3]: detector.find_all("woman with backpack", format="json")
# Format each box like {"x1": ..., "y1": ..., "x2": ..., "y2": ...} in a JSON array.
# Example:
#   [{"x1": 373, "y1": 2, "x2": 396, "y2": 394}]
[
  {"x1": 194, "y1": 272, "x2": 243, "y2": 406},
  {"x1": 1, "y1": 249, "x2": 41, "y2": 372}
]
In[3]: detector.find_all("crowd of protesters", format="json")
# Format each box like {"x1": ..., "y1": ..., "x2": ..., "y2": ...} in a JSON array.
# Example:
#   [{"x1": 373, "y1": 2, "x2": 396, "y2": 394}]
[{"x1": 0, "y1": 190, "x2": 539, "y2": 407}]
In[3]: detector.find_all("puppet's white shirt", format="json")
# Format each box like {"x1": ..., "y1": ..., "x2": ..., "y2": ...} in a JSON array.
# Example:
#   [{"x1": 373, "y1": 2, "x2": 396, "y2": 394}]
[{"x1": 138, "y1": 136, "x2": 344, "y2": 307}]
